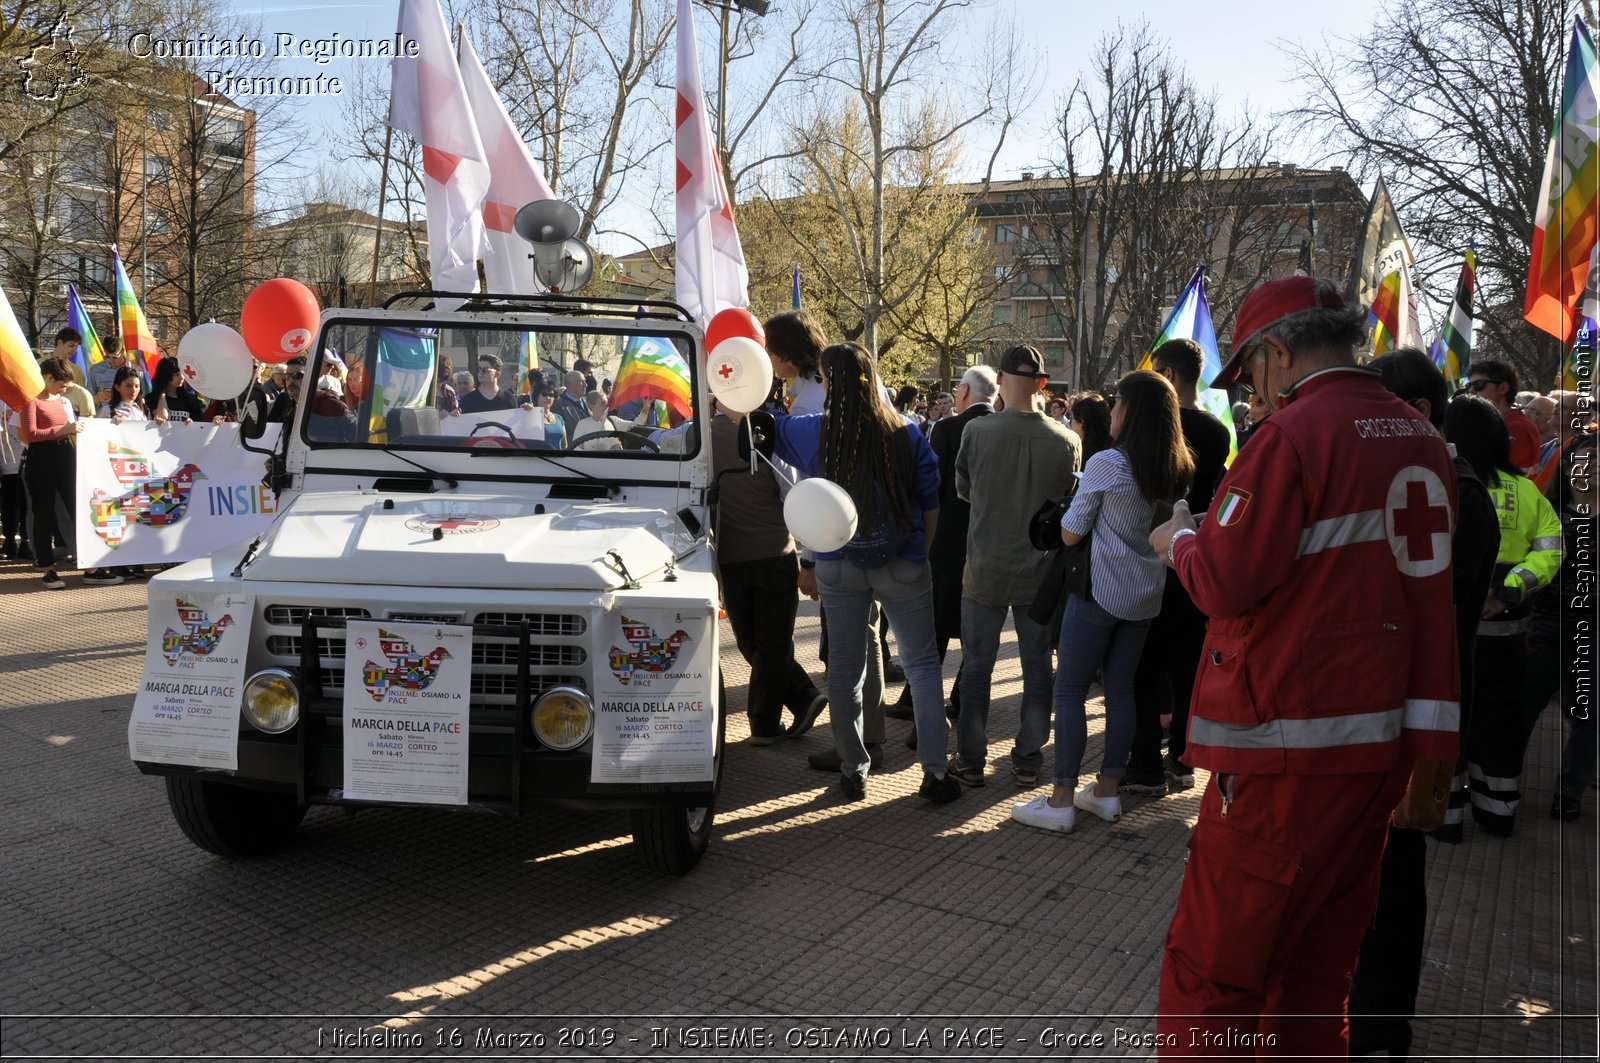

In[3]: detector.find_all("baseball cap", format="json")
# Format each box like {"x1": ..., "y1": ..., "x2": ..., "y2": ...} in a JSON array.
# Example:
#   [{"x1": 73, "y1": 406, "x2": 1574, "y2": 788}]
[
  {"x1": 997, "y1": 344, "x2": 1048, "y2": 379},
  {"x1": 1215, "y1": 276, "x2": 1347, "y2": 390}
]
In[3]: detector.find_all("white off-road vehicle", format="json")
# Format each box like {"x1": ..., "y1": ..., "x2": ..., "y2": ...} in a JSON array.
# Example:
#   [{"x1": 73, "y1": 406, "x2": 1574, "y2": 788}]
[{"x1": 133, "y1": 289, "x2": 724, "y2": 874}]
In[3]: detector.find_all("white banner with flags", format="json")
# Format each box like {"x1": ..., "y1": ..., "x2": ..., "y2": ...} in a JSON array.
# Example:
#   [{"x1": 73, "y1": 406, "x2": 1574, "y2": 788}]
[{"x1": 74, "y1": 421, "x2": 281, "y2": 568}]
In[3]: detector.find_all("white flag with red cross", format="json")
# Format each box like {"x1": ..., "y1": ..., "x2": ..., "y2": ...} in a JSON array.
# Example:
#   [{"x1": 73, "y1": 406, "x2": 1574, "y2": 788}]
[
  {"x1": 388, "y1": 0, "x2": 492, "y2": 295},
  {"x1": 674, "y1": 0, "x2": 749, "y2": 328},
  {"x1": 458, "y1": 32, "x2": 555, "y2": 296}
]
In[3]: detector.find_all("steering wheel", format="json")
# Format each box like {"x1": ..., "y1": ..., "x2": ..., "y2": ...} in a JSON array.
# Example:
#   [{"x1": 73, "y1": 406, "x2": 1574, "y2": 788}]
[
  {"x1": 463, "y1": 420, "x2": 522, "y2": 449},
  {"x1": 571, "y1": 430, "x2": 661, "y2": 453}
]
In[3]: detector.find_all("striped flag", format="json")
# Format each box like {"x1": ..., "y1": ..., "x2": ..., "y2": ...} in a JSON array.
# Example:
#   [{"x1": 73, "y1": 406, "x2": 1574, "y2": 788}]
[
  {"x1": 1368, "y1": 269, "x2": 1408, "y2": 356},
  {"x1": 1432, "y1": 245, "x2": 1475, "y2": 385},
  {"x1": 366, "y1": 327, "x2": 437, "y2": 441},
  {"x1": 65, "y1": 284, "x2": 107, "y2": 380},
  {"x1": 1526, "y1": 17, "x2": 1600, "y2": 341},
  {"x1": 674, "y1": 0, "x2": 748, "y2": 326},
  {"x1": 1137, "y1": 266, "x2": 1237, "y2": 462},
  {"x1": 389, "y1": 0, "x2": 492, "y2": 295},
  {"x1": 609, "y1": 334, "x2": 693, "y2": 424},
  {"x1": 112, "y1": 246, "x2": 160, "y2": 379},
  {"x1": 0, "y1": 285, "x2": 44, "y2": 412},
  {"x1": 458, "y1": 32, "x2": 554, "y2": 295}
]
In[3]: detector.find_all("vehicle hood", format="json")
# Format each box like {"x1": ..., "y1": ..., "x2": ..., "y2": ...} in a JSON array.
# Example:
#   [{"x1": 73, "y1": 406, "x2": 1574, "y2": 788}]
[{"x1": 240, "y1": 491, "x2": 686, "y2": 591}]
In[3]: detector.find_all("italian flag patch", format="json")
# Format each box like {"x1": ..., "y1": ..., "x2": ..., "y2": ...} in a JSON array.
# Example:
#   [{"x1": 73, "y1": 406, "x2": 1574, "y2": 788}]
[{"x1": 1214, "y1": 487, "x2": 1251, "y2": 526}]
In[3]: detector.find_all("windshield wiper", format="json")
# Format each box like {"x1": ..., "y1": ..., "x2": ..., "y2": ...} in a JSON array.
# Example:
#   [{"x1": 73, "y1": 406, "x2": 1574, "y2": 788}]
[
  {"x1": 377, "y1": 447, "x2": 459, "y2": 489},
  {"x1": 467, "y1": 446, "x2": 619, "y2": 496}
]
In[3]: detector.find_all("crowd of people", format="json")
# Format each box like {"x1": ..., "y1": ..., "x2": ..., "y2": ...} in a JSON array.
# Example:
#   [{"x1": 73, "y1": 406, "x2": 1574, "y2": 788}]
[{"x1": 705, "y1": 280, "x2": 1594, "y2": 1058}]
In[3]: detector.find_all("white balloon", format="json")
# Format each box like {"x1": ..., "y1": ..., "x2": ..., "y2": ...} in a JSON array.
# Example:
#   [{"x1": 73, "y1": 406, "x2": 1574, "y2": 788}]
[
  {"x1": 706, "y1": 335, "x2": 774, "y2": 414},
  {"x1": 177, "y1": 323, "x2": 255, "y2": 400},
  {"x1": 783, "y1": 477, "x2": 858, "y2": 553}
]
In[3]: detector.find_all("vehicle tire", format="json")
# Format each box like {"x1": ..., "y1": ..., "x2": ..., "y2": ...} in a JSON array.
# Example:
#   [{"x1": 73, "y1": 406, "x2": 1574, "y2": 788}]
[
  {"x1": 630, "y1": 672, "x2": 725, "y2": 875},
  {"x1": 165, "y1": 776, "x2": 306, "y2": 858}
]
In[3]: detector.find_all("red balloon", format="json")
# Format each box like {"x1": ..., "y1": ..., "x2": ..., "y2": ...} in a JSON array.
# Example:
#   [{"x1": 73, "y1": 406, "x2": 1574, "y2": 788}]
[
  {"x1": 241, "y1": 279, "x2": 321, "y2": 364},
  {"x1": 704, "y1": 307, "x2": 764, "y2": 358}
]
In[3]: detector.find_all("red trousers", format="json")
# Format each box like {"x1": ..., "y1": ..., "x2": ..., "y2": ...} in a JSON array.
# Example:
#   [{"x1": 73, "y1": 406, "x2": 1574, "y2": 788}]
[{"x1": 1158, "y1": 764, "x2": 1410, "y2": 1059}]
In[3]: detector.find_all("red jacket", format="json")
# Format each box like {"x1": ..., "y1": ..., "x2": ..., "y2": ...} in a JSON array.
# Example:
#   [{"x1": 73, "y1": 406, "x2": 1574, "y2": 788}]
[{"x1": 1173, "y1": 367, "x2": 1460, "y2": 775}]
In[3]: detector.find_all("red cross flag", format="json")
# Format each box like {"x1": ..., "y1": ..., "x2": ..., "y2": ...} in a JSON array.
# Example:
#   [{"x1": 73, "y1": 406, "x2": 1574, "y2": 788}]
[
  {"x1": 675, "y1": 0, "x2": 749, "y2": 328},
  {"x1": 388, "y1": 0, "x2": 492, "y2": 296},
  {"x1": 458, "y1": 32, "x2": 555, "y2": 296}
]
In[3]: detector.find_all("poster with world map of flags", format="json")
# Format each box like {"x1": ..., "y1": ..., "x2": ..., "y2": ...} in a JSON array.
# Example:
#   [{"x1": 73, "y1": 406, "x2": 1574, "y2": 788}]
[
  {"x1": 341, "y1": 620, "x2": 472, "y2": 806},
  {"x1": 127, "y1": 591, "x2": 252, "y2": 770},
  {"x1": 590, "y1": 608, "x2": 717, "y2": 784}
]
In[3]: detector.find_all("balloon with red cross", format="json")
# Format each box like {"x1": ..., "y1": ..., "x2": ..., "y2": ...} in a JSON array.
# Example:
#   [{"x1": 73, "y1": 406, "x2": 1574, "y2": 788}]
[
  {"x1": 176, "y1": 322, "x2": 254, "y2": 400},
  {"x1": 705, "y1": 307, "x2": 765, "y2": 355},
  {"x1": 706, "y1": 335, "x2": 773, "y2": 414}
]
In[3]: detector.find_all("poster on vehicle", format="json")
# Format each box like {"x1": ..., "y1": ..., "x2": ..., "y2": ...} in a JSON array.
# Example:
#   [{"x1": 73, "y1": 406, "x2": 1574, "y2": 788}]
[
  {"x1": 341, "y1": 620, "x2": 472, "y2": 806},
  {"x1": 127, "y1": 591, "x2": 252, "y2": 770},
  {"x1": 75, "y1": 421, "x2": 282, "y2": 568},
  {"x1": 591, "y1": 609, "x2": 717, "y2": 784}
]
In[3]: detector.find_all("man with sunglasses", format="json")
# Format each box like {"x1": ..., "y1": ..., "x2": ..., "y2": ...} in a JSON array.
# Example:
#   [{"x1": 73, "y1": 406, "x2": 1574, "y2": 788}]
[
  {"x1": 1464, "y1": 360, "x2": 1541, "y2": 471},
  {"x1": 1147, "y1": 276, "x2": 1460, "y2": 1056},
  {"x1": 263, "y1": 356, "x2": 307, "y2": 425}
]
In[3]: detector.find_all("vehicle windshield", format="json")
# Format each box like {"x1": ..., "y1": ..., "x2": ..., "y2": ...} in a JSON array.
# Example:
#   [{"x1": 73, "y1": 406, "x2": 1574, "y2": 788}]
[{"x1": 300, "y1": 319, "x2": 700, "y2": 458}]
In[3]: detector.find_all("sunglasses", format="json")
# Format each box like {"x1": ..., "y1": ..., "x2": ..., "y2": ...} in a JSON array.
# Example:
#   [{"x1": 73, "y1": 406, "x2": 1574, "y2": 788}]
[
  {"x1": 1466, "y1": 379, "x2": 1494, "y2": 392},
  {"x1": 289, "y1": 372, "x2": 306, "y2": 381}
]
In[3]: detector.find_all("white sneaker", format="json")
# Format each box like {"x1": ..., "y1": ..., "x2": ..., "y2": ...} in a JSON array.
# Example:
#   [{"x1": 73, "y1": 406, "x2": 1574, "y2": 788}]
[
  {"x1": 1074, "y1": 783, "x2": 1122, "y2": 822},
  {"x1": 1012, "y1": 794, "x2": 1075, "y2": 833}
]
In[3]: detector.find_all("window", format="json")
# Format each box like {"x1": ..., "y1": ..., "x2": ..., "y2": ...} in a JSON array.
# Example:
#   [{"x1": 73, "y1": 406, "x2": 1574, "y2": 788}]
[
  {"x1": 991, "y1": 305, "x2": 1012, "y2": 325},
  {"x1": 148, "y1": 108, "x2": 170, "y2": 131},
  {"x1": 1044, "y1": 310, "x2": 1064, "y2": 336},
  {"x1": 145, "y1": 208, "x2": 169, "y2": 235},
  {"x1": 995, "y1": 224, "x2": 1016, "y2": 244},
  {"x1": 1044, "y1": 346, "x2": 1065, "y2": 366},
  {"x1": 144, "y1": 155, "x2": 168, "y2": 183}
]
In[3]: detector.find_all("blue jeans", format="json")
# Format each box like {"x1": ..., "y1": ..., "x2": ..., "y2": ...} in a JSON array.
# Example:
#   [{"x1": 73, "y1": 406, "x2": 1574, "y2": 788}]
[
  {"x1": 816, "y1": 557, "x2": 948, "y2": 778},
  {"x1": 1052, "y1": 592, "x2": 1152, "y2": 787},
  {"x1": 957, "y1": 596, "x2": 1055, "y2": 772}
]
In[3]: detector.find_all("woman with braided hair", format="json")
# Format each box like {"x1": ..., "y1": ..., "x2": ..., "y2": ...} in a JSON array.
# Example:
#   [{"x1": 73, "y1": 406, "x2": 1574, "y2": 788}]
[{"x1": 771, "y1": 342, "x2": 960, "y2": 804}]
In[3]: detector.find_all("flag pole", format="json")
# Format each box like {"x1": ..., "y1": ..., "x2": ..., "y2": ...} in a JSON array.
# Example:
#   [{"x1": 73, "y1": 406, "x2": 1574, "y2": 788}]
[{"x1": 364, "y1": 125, "x2": 395, "y2": 309}]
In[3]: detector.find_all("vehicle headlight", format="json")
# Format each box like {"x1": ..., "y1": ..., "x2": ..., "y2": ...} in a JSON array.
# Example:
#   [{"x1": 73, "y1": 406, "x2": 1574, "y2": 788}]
[
  {"x1": 242, "y1": 668, "x2": 300, "y2": 734},
  {"x1": 532, "y1": 686, "x2": 593, "y2": 750}
]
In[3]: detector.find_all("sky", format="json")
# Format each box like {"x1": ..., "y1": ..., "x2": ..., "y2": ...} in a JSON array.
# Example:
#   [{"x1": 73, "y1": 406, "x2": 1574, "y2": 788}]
[{"x1": 218, "y1": 0, "x2": 1383, "y2": 251}]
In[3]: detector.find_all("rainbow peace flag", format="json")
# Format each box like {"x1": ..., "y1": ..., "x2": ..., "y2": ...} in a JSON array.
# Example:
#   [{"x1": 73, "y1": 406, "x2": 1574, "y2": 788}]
[
  {"x1": 112, "y1": 247, "x2": 160, "y2": 379},
  {"x1": 609, "y1": 334, "x2": 692, "y2": 424},
  {"x1": 65, "y1": 284, "x2": 107, "y2": 380},
  {"x1": 1526, "y1": 17, "x2": 1600, "y2": 341},
  {"x1": 1562, "y1": 317, "x2": 1596, "y2": 391},
  {"x1": 1137, "y1": 266, "x2": 1237, "y2": 462},
  {"x1": 366, "y1": 327, "x2": 437, "y2": 442},
  {"x1": 0, "y1": 285, "x2": 44, "y2": 411},
  {"x1": 1368, "y1": 269, "x2": 1408, "y2": 356},
  {"x1": 1431, "y1": 246, "x2": 1475, "y2": 385}
]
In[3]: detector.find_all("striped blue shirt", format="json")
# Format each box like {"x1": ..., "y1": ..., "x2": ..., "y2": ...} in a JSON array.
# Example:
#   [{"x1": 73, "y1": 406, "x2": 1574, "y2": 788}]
[{"x1": 1060, "y1": 447, "x2": 1167, "y2": 620}]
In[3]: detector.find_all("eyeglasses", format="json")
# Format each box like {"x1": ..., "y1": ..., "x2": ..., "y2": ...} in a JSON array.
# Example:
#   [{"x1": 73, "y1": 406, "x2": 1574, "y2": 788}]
[
  {"x1": 1466, "y1": 379, "x2": 1494, "y2": 392},
  {"x1": 289, "y1": 372, "x2": 306, "y2": 381}
]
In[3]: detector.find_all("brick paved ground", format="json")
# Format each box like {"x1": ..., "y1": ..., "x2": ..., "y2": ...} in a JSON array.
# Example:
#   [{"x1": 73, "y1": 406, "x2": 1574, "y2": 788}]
[{"x1": 0, "y1": 558, "x2": 1594, "y2": 1060}]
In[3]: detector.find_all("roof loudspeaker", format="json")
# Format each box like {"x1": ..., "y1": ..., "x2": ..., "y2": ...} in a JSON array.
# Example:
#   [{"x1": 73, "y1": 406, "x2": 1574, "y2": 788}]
[{"x1": 514, "y1": 200, "x2": 581, "y2": 246}]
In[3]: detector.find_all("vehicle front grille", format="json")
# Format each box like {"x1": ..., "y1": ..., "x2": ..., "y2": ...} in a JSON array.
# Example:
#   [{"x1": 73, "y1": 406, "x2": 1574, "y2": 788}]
[{"x1": 261, "y1": 603, "x2": 589, "y2": 703}]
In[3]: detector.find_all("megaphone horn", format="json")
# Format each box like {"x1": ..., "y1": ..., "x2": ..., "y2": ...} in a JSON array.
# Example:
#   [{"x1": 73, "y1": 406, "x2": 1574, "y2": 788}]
[{"x1": 514, "y1": 200, "x2": 582, "y2": 245}]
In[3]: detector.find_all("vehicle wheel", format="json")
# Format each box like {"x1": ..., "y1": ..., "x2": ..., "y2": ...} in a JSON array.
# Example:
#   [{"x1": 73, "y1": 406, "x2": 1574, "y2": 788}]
[
  {"x1": 630, "y1": 673, "x2": 725, "y2": 875},
  {"x1": 165, "y1": 776, "x2": 306, "y2": 858},
  {"x1": 630, "y1": 798, "x2": 713, "y2": 876}
]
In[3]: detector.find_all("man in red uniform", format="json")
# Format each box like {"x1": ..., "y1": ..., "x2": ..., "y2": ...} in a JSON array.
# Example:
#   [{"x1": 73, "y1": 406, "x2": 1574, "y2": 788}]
[
  {"x1": 1465, "y1": 359, "x2": 1541, "y2": 471},
  {"x1": 1149, "y1": 276, "x2": 1460, "y2": 1056}
]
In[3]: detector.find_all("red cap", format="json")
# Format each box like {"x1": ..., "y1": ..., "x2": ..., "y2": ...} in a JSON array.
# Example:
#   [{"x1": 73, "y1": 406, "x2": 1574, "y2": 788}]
[{"x1": 1215, "y1": 276, "x2": 1347, "y2": 389}]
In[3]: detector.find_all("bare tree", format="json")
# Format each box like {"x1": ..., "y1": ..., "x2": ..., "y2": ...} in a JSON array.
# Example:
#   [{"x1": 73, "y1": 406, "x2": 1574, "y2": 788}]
[
  {"x1": 1017, "y1": 23, "x2": 1296, "y2": 390},
  {"x1": 771, "y1": 0, "x2": 1033, "y2": 360},
  {"x1": 1284, "y1": 0, "x2": 1570, "y2": 386}
]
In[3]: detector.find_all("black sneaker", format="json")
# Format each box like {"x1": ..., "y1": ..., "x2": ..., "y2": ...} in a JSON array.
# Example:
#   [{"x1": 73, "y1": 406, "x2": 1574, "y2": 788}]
[
  {"x1": 946, "y1": 755, "x2": 985, "y2": 787},
  {"x1": 1121, "y1": 765, "x2": 1169, "y2": 796},
  {"x1": 884, "y1": 659, "x2": 906, "y2": 684},
  {"x1": 840, "y1": 774, "x2": 866, "y2": 802},
  {"x1": 808, "y1": 745, "x2": 883, "y2": 772},
  {"x1": 41, "y1": 569, "x2": 65, "y2": 590},
  {"x1": 1164, "y1": 753, "x2": 1195, "y2": 791},
  {"x1": 83, "y1": 568, "x2": 124, "y2": 586},
  {"x1": 919, "y1": 771, "x2": 961, "y2": 803},
  {"x1": 886, "y1": 686, "x2": 914, "y2": 720},
  {"x1": 787, "y1": 694, "x2": 827, "y2": 738}
]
